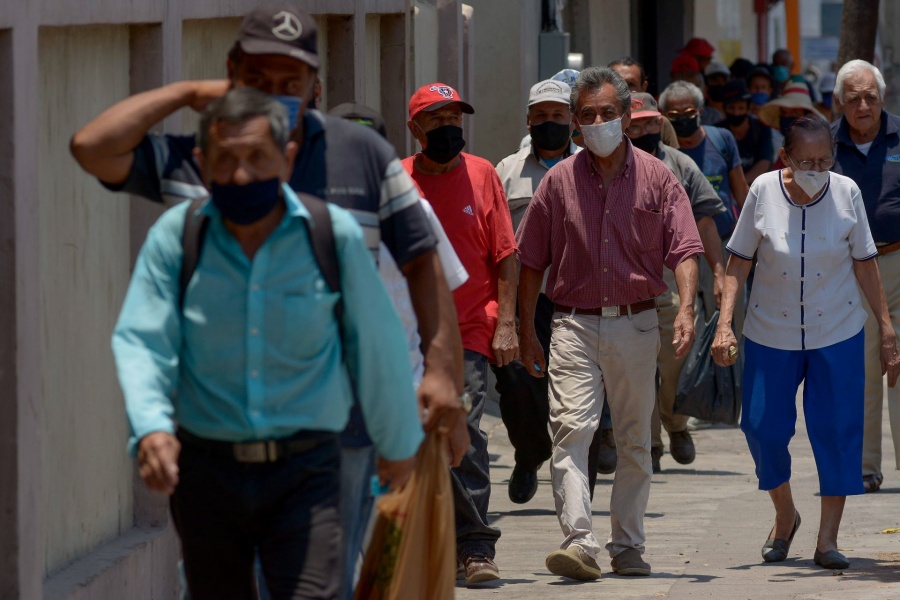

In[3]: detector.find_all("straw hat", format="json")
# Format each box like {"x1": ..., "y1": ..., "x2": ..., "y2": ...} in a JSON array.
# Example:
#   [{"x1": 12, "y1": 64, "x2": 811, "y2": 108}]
[{"x1": 758, "y1": 80, "x2": 826, "y2": 128}]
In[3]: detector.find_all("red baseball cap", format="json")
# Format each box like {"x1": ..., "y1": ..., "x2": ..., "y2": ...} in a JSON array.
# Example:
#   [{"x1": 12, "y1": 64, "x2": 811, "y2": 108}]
[
  {"x1": 671, "y1": 54, "x2": 701, "y2": 75},
  {"x1": 408, "y1": 83, "x2": 475, "y2": 120},
  {"x1": 681, "y1": 37, "x2": 715, "y2": 59}
]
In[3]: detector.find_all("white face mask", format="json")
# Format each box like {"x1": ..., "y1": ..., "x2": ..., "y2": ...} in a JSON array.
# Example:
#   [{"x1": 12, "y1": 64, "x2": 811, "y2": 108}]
[
  {"x1": 580, "y1": 118, "x2": 623, "y2": 157},
  {"x1": 790, "y1": 160, "x2": 830, "y2": 197}
]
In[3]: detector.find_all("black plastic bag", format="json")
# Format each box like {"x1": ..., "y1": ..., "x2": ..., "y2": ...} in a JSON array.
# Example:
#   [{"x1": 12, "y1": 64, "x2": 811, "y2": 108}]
[{"x1": 674, "y1": 309, "x2": 742, "y2": 426}]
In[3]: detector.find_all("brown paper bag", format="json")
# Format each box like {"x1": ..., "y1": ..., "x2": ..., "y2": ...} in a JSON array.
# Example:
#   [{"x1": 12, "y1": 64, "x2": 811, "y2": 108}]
[{"x1": 354, "y1": 432, "x2": 455, "y2": 600}]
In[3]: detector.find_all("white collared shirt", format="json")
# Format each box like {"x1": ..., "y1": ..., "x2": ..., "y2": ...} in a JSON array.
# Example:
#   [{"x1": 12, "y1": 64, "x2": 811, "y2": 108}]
[{"x1": 727, "y1": 170, "x2": 877, "y2": 350}]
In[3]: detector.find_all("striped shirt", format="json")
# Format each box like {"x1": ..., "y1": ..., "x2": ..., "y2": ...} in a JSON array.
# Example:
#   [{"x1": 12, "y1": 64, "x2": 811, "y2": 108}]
[{"x1": 516, "y1": 141, "x2": 704, "y2": 308}]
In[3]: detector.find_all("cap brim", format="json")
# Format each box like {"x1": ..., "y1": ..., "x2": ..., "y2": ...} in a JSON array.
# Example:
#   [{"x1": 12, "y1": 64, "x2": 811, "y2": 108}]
[
  {"x1": 239, "y1": 38, "x2": 319, "y2": 69},
  {"x1": 528, "y1": 97, "x2": 570, "y2": 107},
  {"x1": 631, "y1": 110, "x2": 661, "y2": 119},
  {"x1": 418, "y1": 99, "x2": 475, "y2": 116},
  {"x1": 759, "y1": 99, "x2": 825, "y2": 128}
]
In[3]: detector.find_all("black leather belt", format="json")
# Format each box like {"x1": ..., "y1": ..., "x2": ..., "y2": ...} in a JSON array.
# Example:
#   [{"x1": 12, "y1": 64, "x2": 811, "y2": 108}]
[
  {"x1": 555, "y1": 298, "x2": 657, "y2": 317},
  {"x1": 177, "y1": 428, "x2": 336, "y2": 464}
]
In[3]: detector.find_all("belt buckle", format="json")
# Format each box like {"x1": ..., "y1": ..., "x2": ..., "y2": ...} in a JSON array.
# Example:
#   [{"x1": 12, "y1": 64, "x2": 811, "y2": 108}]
[
  {"x1": 233, "y1": 441, "x2": 277, "y2": 463},
  {"x1": 601, "y1": 306, "x2": 620, "y2": 317}
]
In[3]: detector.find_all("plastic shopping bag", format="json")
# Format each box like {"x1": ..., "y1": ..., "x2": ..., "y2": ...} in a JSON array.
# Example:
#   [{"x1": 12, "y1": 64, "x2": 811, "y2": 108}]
[
  {"x1": 674, "y1": 309, "x2": 742, "y2": 426},
  {"x1": 354, "y1": 432, "x2": 455, "y2": 600}
]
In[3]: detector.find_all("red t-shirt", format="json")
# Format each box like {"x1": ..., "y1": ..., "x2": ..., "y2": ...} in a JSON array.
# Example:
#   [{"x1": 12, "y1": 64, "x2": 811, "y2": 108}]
[{"x1": 402, "y1": 153, "x2": 517, "y2": 362}]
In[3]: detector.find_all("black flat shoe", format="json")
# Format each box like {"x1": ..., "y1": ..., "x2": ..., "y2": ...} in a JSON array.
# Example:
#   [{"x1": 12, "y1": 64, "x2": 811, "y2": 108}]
[
  {"x1": 814, "y1": 549, "x2": 849, "y2": 570},
  {"x1": 761, "y1": 512, "x2": 801, "y2": 562},
  {"x1": 508, "y1": 464, "x2": 539, "y2": 504}
]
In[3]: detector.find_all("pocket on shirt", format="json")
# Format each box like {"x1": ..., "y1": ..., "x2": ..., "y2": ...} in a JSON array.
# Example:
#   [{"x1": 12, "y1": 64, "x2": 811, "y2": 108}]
[
  {"x1": 631, "y1": 207, "x2": 664, "y2": 253},
  {"x1": 277, "y1": 291, "x2": 342, "y2": 357}
]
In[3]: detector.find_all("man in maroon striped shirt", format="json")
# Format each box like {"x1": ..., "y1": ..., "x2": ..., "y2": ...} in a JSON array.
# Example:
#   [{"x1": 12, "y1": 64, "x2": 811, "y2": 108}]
[{"x1": 517, "y1": 67, "x2": 704, "y2": 581}]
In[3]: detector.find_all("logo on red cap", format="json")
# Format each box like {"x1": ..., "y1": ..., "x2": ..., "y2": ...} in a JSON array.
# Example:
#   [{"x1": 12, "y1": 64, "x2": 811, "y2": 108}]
[{"x1": 430, "y1": 85, "x2": 455, "y2": 99}]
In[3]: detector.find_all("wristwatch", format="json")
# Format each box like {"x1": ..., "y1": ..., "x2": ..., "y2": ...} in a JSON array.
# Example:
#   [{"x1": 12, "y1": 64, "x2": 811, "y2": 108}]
[{"x1": 460, "y1": 392, "x2": 473, "y2": 414}]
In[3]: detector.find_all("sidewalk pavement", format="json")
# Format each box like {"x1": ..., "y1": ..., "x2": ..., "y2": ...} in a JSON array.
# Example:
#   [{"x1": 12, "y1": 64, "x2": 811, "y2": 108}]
[{"x1": 456, "y1": 390, "x2": 900, "y2": 599}]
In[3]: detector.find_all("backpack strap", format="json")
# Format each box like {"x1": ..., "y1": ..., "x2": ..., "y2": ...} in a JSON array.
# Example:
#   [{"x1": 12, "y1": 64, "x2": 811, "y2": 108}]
[
  {"x1": 296, "y1": 192, "x2": 344, "y2": 320},
  {"x1": 180, "y1": 198, "x2": 210, "y2": 310},
  {"x1": 705, "y1": 125, "x2": 732, "y2": 167}
]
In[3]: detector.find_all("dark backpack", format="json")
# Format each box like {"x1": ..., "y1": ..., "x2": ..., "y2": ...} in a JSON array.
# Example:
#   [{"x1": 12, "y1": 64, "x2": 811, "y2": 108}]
[{"x1": 179, "y1": 194, "x2": 343, "y2": 319}]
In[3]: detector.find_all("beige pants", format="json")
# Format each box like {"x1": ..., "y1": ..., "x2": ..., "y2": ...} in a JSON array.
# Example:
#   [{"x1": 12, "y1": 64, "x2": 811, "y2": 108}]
[
  {"x1": 861, "y1": 250, "x2": 900, "y2": 476},
  {"x1": 548, "y1": 309, "x2": 660, "y2": 559},
  {"x1": 651, "y1": 278, "x2": 690, "y2": 449}
]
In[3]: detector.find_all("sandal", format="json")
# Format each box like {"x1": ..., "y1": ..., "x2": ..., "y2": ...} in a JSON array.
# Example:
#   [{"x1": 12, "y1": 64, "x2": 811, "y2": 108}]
[
  {"x1": 761, "y1": 511, "x2": 801, "y2": 563},
  {"x1": 863, "y1": 473, "x2": 883, "y2": 493}
]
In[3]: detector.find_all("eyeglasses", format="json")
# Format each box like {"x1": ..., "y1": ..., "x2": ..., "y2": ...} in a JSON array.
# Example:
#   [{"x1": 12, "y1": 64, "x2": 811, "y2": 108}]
[
  {"x1": 624, "y1": 120, "x2": 662, "y2": 137},
  {"x1": 788, "y1": 153, "x2": 835, "y2": 171},
  {"x1": 665, "y1": 108, "x2": 699, "y2": 120}
]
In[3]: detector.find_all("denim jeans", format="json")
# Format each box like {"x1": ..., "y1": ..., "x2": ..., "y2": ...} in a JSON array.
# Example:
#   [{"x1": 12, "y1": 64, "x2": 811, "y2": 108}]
[
  {"x1": 171, "y1": 431, "x2": 341, "y2": 600},
  {"x1": 338, "y1": 444, "x2": 377, "y2": 599},
  {"x1": 454, "y1": 350, "x2": 501, "y2": 560}
]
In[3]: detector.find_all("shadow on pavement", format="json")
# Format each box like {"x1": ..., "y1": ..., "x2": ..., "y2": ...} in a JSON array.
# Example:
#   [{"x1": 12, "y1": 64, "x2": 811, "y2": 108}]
[
  {"x1": 455, "y1": 578, "x2": 537, "y2": 589},
  {"x1": 724, "y1": 554, "x2": 900, "y2": 583}
]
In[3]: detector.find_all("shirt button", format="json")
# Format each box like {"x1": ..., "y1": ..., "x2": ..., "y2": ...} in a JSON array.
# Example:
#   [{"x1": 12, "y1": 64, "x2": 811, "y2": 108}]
[
  {"x1": 603, "y1": 297, "x2": 608, "y2": 302},
  {"x1": 251, "y1": 284, "x2": 261, "y2": 292},
  {"x1": 250, "y1": 327, "x2": 259, "y2": 336},
  {"x1": 801, "y1": 324, "x2": 805, "y2": 329},
  {"x1": 801, "y1": 253, "x2": 805, "y2": 257},
  {"x1": 801, "y1": 230, "x2": 806, "y2": 234},
  {"x1": 605, "y1": 210, "x2": 610, "y2": 214},
  {"x1": 251, "y1": 370, "x2": 259, "y2": 378},
  {"x1": 603, "y1": 268, "x2": 608, "y2": 273},
  {"x1": 604, "y1": 239, "x2": 609, "y2": 243}
]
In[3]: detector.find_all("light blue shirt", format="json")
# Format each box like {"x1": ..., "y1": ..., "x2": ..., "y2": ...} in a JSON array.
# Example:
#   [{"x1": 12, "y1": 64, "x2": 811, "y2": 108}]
[{"x1": 112, "y1": 184, "x2": 423, "y2": 461}]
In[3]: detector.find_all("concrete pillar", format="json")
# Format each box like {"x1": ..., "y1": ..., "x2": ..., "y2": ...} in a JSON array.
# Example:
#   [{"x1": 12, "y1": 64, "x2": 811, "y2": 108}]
[
  {"x1": 436, "y1": 0, "x2": 463, "y2": 89},
  {"x1": 881, "y1": 1, "x2": 900, "y2": 115},
  {"x1": 326, "y1": 15, "x2": 355, "y2": 107},
  {"x1": 380, "y1": 13, "x2": 410, "y2": 154}
]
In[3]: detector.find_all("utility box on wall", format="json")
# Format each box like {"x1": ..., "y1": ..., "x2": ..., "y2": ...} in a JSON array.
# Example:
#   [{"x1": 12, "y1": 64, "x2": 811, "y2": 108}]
[{"x1": 539, "y1": 30, "x2": 570, "y2": 79}]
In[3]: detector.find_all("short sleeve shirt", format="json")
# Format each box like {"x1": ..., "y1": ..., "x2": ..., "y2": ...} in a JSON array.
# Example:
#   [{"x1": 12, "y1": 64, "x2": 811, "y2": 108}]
[
  {"x1": 681, "y1": 127, "x2": 742, "y2": 207},
  {"x1": 103, "y1": 109, "x2": 437, "y2": 268},
  {"x1": 715, "y1": 117, "x2": 774, "y2": 172},
  {"x1": 726, "y1": 170, "x2": 877, "y2": 350},
  {"x1": 831, "y1": 111, "x2": 900, "y2": 244},
  {"x1": 402, "y1": 153, "x2": 517, "y2": 362}
]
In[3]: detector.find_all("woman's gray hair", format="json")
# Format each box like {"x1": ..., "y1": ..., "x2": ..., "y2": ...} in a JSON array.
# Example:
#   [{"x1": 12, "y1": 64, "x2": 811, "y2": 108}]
[
  {"x1": 570, "y1": 66, "x2": 631, "y2": 114},
  {"x1": 658, "y1": 81, "x2": 705, "y2": 112},
  {"x1": 834, "y1": 59, "x2": 886, "y2": 104},
  {"x1": 198, "y1": 88, "x2": 290, "y2": 155}
]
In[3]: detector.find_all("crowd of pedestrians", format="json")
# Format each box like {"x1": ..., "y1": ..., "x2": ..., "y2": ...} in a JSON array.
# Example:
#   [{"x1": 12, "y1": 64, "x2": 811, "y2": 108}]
[{"x1": 68, "y1": 3, "x2": 900, "y2": 597}]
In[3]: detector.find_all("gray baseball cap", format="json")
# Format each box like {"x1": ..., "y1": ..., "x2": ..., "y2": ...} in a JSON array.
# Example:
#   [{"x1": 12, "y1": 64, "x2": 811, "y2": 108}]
[{"x1": 528, "y1": 79, "x2": 571, "y2": 107}]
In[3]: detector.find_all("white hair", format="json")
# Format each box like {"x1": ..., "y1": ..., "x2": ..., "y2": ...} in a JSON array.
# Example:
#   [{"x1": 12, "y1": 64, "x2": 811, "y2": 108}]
[
  {"x1": 658, "y1": 81, "x2": 704, "y2": 111},
  {"x1": 834, "y1": 59, "x2": 886, "y2": 103}
]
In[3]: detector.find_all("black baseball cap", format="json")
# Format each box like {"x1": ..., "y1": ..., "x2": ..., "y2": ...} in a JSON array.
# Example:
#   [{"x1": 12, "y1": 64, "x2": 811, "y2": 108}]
[
  {"x1": 237, "y1": 3, "x2": 319, "y2": 69},
  {"x1": 329, "y1": 103, "x2": 387, "y2": 139},
  {"x1": 721, "y1": 79, "x2": 751, "y2": 104}
]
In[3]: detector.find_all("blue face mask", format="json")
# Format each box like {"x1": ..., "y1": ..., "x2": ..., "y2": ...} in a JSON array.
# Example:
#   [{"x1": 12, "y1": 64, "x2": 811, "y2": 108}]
[
  {"x1": 772, "y1": 65, "x2": 790, "y2": 83},
  {"x1": 210, "y1": 177, "x2": 282, "y2": 225},
  {"x1": 750, "y1": 92, "x2": 770, "y2": 106},
  {"x1": 273, "y1": 95, "x2": 302, "y2": 131}
]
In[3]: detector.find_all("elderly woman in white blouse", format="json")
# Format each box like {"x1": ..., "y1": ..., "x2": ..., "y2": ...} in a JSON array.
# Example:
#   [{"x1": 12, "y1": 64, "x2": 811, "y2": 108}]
[{"x1": 712, "y1": 116, "x2": 900, "y2": 570}]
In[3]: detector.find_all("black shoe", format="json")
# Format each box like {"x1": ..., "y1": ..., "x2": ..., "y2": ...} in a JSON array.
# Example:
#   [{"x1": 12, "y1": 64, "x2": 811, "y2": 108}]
[
  {"x1": 669, "y1": 429, "x2": 696, "y2": 465},
  {"x1": 651, "y1": 447, "x2": 662, "y2": 474},
  {"x1": 509, "y1": 464, "x2": 539, "y2": 504},
  {"x1": 814, "y1": 548, "x2": 849, "y2": 570},
  {"x1": 762, "y1": 512, "x2": 801, "y2": 562},
  {"x1": 596, "y1": 428, "x2": 617, "y2": 474}
]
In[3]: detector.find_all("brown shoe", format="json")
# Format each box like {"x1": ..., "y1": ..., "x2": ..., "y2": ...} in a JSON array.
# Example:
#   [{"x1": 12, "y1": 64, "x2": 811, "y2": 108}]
[
  {"x1": 463, "y1": 555, "x2": 499, "y2": 584},
  {"x1": 545, "y1": 546, "x2": 602, "y2": 581},
  {"x1": 668, "y1": 429, "x2": 696, "y2": 465},
  {"x1": 610, "y1": 548, "x2": 651, "y2": 576}
]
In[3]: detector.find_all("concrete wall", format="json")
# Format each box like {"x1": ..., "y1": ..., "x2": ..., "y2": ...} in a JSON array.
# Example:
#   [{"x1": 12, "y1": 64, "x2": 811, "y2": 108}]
[
  {"x1": 0, "y1": 2, "x2": 419, "y2": 598},
  {"x1": 692, "y1": 0, "x2": 759, "y2": 70},
  {"x1": 38, "y1": 25, "x2": 134, "y2": 575},
  {"x1": 588, "y1": 0, "x2": 632, "y2": 67}
]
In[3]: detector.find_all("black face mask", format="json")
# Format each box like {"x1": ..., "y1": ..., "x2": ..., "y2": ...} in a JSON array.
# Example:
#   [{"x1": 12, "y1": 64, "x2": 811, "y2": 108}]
[
  {"x1": 670, "y1": 115, "x2": 700, "y2": 138},
  {"x1": 726, "y1": 113, "x2": 748, "y2": 127},
  {"x1": 421, "y1": 125, "x2": 466, "y2": 164},
  {"x1": 530, "y1": 121, "x2": 571, "y2": 151},
  {"x1": 631, "y1": 132, "x2": 661, "y2": 154},
  {"x1": 707, "y1": 84, "x2": 725, "y2": 103},
  {"x1": 211, "y1": 177, "x2": 282, "y2": 225}
]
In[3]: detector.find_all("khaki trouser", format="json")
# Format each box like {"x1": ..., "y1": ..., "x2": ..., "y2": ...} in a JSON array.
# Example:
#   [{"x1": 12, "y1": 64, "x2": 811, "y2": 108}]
[
  {"x1": 651, "y1": 275, "x2": 690, "y2": 449},
  {"x1": 861, "y1": 250, "x2": 900, "y2": 476},
  {"x1": 547, "y1": 309, "x2": 660, "y2": 559}
]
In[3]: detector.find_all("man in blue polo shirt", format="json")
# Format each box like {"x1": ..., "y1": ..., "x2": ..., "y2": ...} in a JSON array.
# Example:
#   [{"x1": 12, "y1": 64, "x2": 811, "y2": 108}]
[
  {"x1": 113, "y1": 87, "x2": 421, "y2": 599},
  {"x1": 831, "y1": 60, "x2": 900, "y2": 494}
]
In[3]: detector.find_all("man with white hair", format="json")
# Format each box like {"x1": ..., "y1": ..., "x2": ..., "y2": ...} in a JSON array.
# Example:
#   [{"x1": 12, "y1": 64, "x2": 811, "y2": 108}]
[{"x1": 831, "y1": 59, "x2": 900, "y2": 494}]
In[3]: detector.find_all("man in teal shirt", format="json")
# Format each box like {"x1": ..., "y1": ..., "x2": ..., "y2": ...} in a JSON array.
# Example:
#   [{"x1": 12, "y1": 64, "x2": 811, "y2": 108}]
[{"x1": 112, "y1": 88, "x2": 422, "y2": 599}]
